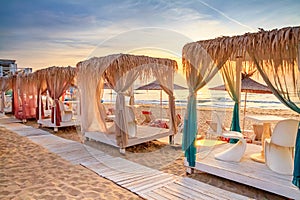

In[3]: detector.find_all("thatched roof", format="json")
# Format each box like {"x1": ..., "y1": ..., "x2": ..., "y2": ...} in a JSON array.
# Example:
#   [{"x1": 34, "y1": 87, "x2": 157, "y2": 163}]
[
  {"x1": 210, "y1": 76, "x2": 272, "y2": 94},
  {"x1": 34, "y1": 66, "x2": 77, "y2": 90},
  {"x1": 77, "y1": 54, "x2": 178, "y2": 84},
  {"x1": 183, "y1": 26, "x2": 300, "y2": 71},
  {"x1": 136, "y1": 80, "x2": 187, "y2": 90}
]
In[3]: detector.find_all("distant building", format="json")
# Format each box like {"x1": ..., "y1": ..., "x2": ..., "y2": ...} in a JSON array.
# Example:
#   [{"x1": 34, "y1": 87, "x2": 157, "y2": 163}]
[{"x1": 0, "y1": 59, "x2": 32, "y2": 77}]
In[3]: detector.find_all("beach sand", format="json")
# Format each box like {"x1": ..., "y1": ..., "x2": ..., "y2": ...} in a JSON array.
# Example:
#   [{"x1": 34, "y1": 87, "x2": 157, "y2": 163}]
[
  {"x1": 0, "y1": 127, "x2": 141, "y2": 200},
  {"x1": 2, "y1": 106, "x2": 299, "y2": 199}
]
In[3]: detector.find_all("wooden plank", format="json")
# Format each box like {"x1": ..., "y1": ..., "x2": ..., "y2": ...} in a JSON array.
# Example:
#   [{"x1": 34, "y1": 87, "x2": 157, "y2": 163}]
[
  {"x1": 151, "y1": 188, "x2": 184, "y2": 200},
  {"x1": 141, "y1": 191, "x2": 169, "y2": 200},
  {"x1": 191, "y1": 143, "x2": 300, "y2": 199},
  {"x1": 178, "y1": 177, "x2": 248, "y2": 200},
  {"x1": 156, "y1": 186, "x2": 195, "y2": 200},
  {"x1": 58, "y1": 149, "x2": 102, "y2": 162},
  {"x1": 169, "y1": 181, "x2": 228, "y2": 200},
  {"x1": 46, "y1": 143, "x2": 84, "y2": 153},
  {"x1": 69, "y1": 156, "x2": 96, "y2": 165},
  {"x1": 110, "y1": 173, "x2": 155, "y2": 183},
  {"x1": 129, "y1": 176, "x2": 174, "y2": 193},
  {"x1": 117, "y1": 171, "x2": 163, "y2": 185},
  {"x1": 82, "y1": 155, "x2": 114, "y2": 165},
  {"x1": 71, "y1": 156, "x2": 101, "y2": 165},
  {"x1": 121, "y1": 173, "x2": 169, "y2": 188},
  {"x1": 28, "y1": 134, "x2": 72, "y2": 143}
]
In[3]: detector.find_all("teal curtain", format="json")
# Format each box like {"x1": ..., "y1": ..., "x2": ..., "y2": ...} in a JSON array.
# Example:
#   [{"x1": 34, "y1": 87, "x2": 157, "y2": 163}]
[
  {"x1": 182, "y1": 91, "x2": 197, "y2": 166},
  {"x1": 229, "y1": 102, "x2": 241, "y2": 143},
  {"x1": 182, "y1": 43, "x2": 229, "y2": 167},
  {"x1": 293, "y1": 126, "x2": 300, "y2": 188},
  {"x1": 253, "y1": 58, "x2": 300, "y2": 189}
]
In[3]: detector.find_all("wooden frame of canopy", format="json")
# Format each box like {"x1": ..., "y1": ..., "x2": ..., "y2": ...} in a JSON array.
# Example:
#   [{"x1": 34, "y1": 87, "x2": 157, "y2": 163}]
[
  {"x1": 182, "y1": 26, "x2": 300, "y2": 196},
  {"x1": 77, "y1": 54, "x2": 178, "y2": 153}
]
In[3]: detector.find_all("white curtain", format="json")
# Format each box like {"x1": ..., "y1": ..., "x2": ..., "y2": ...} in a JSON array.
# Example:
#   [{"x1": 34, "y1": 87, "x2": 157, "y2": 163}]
[
  {"x1": 108, "y1": 69, "x2": 139, "y2": 148},
  {"x1": 77, "y1": 58, "x2": 111, "y2": 133},
  {"x1": 152, "y1": 64, "x2": 176, "y2": 133}
]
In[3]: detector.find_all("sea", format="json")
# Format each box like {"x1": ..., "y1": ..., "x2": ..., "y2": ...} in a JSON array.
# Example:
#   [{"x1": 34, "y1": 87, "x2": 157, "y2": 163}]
[{"x1": 102, "y1": 89, "x2": 289, "y2": 110}]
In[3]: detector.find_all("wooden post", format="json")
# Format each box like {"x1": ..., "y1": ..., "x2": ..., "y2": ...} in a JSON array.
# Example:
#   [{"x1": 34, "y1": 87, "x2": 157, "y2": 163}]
[
  {"x1": 38, "y1": 90, "x2": 42, "y2": 121},
  {"x1": 1, "y1": 91, "x2": 4, "y2": 113},
  {"x1": 236, "y1": 58, "x2": 242, "y2": 129}
]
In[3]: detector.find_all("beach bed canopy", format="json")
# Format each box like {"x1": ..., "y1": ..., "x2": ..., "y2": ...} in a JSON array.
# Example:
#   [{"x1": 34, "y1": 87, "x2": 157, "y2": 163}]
[
  {"x1": 34, "y1": 66, "x2": 77, "y2": 126},
  {"x1": 77, "y1": 54, "x2": 178, "y2": 148},
  {"x1": 182, "y1": 26, "x2": 300, "y2": 188},
  {"x1": 13, "y1": 73, "x2": 38, "y2": 120}
]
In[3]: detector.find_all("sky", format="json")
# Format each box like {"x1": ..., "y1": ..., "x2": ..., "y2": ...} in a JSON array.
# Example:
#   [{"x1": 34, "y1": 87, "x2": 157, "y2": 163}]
[{"x1": 0, "y1": 0, "x2": 300, "y2": 71}]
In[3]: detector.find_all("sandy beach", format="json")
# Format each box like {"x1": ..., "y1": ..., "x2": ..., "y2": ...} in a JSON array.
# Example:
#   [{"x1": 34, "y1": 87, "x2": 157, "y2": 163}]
[
  {"x1": 0, "y1": 127, "x2": 141, "y2": 199},
  {"x1": 1, "y1": 106, "x2": 299, "y2": 199}
]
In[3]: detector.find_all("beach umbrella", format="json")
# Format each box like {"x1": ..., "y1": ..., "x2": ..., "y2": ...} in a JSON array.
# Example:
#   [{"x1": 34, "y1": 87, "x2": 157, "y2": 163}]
[
  {"x1": 136, "y1": 80, "x2": 187, "y2": 118},
  {"x1": 209, "y1": 74, "x2": 272, "y2": 131}
]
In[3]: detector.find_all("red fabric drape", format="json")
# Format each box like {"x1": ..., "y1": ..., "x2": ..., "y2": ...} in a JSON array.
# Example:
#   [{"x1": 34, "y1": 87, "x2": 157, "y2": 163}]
[
  {"x1": 14, "y1": 74, "x2": 38, "y2": 120},
  {"x1": 43, "y1": 67, "x2": 76, "y2": 126}
]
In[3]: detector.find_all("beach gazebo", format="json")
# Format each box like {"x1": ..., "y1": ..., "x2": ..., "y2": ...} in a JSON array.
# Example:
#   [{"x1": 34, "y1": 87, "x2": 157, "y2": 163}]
[
  {"x1": 13, "y1": 72, "x2": 38, "y2": 122},
  {"x1": 0, "y1": 76, "x2": 13, "y2": 114},
  {"x1": 77, "y1": 54, "x2": 178, "y2": 153},
  {"x1": 182, "y1": 26, "x2": 300, "y2": 193},
  {"x1": 35, "y1": 66, "x2": 79, "y2": 131}
]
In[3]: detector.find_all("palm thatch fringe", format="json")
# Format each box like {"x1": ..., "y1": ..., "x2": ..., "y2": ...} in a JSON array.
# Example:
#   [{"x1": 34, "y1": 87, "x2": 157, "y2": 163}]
[
  {"x1": 183, "y1": 26, "x2": 300, "y2": 74},
  {"x1": 35, "y1": 66, "x2": 77, "y2": 87},
  {"x1": 76, "y1": 53, "x2": 178, "y2": 84}
]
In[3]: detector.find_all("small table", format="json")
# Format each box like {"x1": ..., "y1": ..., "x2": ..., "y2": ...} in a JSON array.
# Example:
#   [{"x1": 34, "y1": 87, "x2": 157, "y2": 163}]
[{"x1": 245, "y1": 115, "x2": 287, "y2": 163}]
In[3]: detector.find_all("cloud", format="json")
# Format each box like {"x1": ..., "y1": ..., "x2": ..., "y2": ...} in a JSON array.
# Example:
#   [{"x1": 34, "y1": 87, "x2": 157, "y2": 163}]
[{"x1": 0, "y1": 0, "x2": 299, "y2": 70}]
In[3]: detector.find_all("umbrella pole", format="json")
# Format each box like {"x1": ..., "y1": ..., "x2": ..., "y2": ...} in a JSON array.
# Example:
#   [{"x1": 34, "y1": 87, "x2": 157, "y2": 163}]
[
  {"x1": 242, "y1": 92, "x2": 248, "y2": 132},
  {"x1": 160, "y1": 90, "x2": 162, "y2": 119}
]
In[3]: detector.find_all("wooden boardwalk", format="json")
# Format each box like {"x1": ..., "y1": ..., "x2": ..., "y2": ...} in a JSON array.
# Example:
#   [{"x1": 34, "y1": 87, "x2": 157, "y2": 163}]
[
  {"x1": 187, "y1": 142, "x2": 300, "y2": 200},
  {"x1": 0, "y1": 116, "x2": 248, "y2": 200}
]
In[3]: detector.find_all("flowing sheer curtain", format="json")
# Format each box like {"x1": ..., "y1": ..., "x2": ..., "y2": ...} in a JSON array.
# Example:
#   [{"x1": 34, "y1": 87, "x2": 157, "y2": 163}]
[
  {"x1": 105, "y1": 69, "x2": 139, "y2": 148},
  {"x1": 220, "y1": 60, "x2": 241, "y2": 143},
  {"x1": 77, "y1": 58, "x2": 108, "y2": 133},
  {"x1": 152, "y1": 65, "x2": 176, "y2": 134},
  {"x1": 249, "y1": 41, "x2": 300, "y2": 188},
  {"x1": 182, "y1": 43, "x2": 229, "y2": 167},
  {"x1": 14, "y1": 74, "x2": 37, "y2": 120},
  {"x1": 35, "y1": 79, "x2": 47, "y2": 120},
  {"x1": 45, "y1": 67, "x2": 76, "y2": 126}
]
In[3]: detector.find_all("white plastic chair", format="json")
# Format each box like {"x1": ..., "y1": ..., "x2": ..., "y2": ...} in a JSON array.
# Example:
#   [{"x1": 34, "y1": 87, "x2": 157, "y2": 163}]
[
  {"x1": 264, "y1": 119, "x2": 299, "y2": 175},
  {"x1": 208, "y1": 111, "x2": 247, "y2": 162}
]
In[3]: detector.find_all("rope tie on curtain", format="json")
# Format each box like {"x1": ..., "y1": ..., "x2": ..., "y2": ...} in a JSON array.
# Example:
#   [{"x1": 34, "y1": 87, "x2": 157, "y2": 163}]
[{"x1": 188, "y1": 90, "x2": 197, "y2": 99}]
